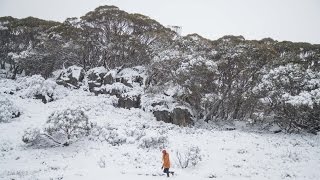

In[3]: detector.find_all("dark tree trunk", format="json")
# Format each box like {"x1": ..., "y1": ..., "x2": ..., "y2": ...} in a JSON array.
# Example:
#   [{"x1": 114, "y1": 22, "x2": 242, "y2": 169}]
[{"x1": 0, "y1": 61, "x2": 5, "y2": 69}]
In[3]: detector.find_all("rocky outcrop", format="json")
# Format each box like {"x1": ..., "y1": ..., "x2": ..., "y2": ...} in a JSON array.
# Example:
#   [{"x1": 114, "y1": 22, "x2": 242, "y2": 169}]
[
  {"x1": 118, "y1": 95, "x2": 141, "y2": 109},
  {"x1": 35, "y1": 94, "x2": 53, "y2": 104},
  {"x1": 87, "y1": 67, "x2": 108, "y2": 91},
  {"x1": 153, "y1": 110, "x2": 171, "y2": 123},
  {"x1": 171, "y1": 108, "x2": 194, "y2": 126},
  {"x1": 115, "y1": 77, "x2": 133, "y2": 88},
  {"x1": 56, "y1": 66, "x2": 85, "y2": 88},
  {"x1": 86, "y1": 67, "x2": 145, "y2": 109},
  {"x1": 94, "y1": 84, "x2": 141, "y2": 109},
  {"x1": 133, "y1": 76, "x2": 144, "y2": 86},
  {"x1": 153, "y1": 108, "x2": 193, "y2": 127},
  {"x1": 103, "y1": 73, "x2": 115, "y2": 85}
]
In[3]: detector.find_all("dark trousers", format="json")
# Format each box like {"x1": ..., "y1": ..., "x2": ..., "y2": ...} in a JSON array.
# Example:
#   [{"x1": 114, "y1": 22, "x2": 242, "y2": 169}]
[{"x1": 163, "y1": 168, "x2": 173, "y2": 177}]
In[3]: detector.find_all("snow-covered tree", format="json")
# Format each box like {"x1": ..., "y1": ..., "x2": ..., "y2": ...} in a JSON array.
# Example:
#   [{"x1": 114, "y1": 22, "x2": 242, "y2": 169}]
[
  {"x1": 254, "y1": 63, "x2": 320, "y2": 133},
  {"x1": 45, "y1": 108, "x2": 91, "y2": 146}
]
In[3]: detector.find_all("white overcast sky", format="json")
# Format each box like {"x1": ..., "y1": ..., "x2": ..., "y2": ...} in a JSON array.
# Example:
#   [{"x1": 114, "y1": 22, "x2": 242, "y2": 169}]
[{"x1": 1, "y1": 0, "x2": 319, "y2": 44}]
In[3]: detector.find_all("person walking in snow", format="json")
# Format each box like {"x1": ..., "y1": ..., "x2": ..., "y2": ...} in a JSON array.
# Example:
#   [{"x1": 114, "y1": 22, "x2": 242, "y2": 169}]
[{"x1": 161, "y1": 149, "x2": 174, "y2": 177}]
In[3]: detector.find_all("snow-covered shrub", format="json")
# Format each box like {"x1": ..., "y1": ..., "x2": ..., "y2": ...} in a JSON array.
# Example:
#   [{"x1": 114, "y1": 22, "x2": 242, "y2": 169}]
[
  {"x1": 106, "y1": 130, "x2": 127, "y2": 146},
  {"x1": 22, "y1": 128, "x2": 60, "y2": 147},
  {"x1": 125, "y1": 128, "x2": 146, "y2": 141},
  {"x1": 0, "y1": 78, "x2": 17, "y2": 94},
  {"x1": 22, "y1": 128, "x2": 47, "y2": 146},
  {"x1": 89, "y1": 125, "x2": 127, "y2": 146},
  {"x1": 89, "y1": 125, "x2": 107, "y2": 141},
  {"x1": 139, "y1": 134, "x2": 168, "y2": 149},
  {"x1": 208, "y1": 174, "x2": 217, "y2": 178},
  {"x1": 0, "y1": 95, "x2": 21, "y2": 123},
  {"x1": 45, "y1": 108, "x2": 91, "y2": 146},
  {"x1": 22, "y1": 128, "x2": 41, "y2": 144},
  {"x1": 97, "y1": 156, "x2": 107, "y2": 168},
  {"x1": 175, "y1": 146, "x2": 202, "y2": 168},
  {"x1": 16, "y1": 75, "x2": 68, "y2": 103},
  {"x1": 0, "y1": 141, "x2": 14, "y2": 152}
]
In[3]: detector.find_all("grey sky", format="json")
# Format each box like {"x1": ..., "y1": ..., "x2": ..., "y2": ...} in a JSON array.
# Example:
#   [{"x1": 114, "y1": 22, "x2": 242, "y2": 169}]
[{"x1": 1, "y1": 0, "x2": 319, "y2": 44}]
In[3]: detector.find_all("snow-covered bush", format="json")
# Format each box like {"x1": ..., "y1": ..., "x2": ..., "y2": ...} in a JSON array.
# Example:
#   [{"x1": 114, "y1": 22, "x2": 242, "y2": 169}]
[
  {"x1": 89, "y1": 125, "x2": 107, "y2": 141},
  {"x1": 22, "y1": 128, "x2": 41, "y2": 144},
  {"x1": 16, "y1": 75, "x2": 68, "y2": 103},
  {"x1": 97, "y1": 155, "x2": 107, "y2": 168},
  {"x1": 0, "y1": 95, "x2": 21, "y2": 123},
  {"x1": 0, "y1": 141, "x2": 13, "y2": 152},
  {"x1": 175, "y1": 146, "x2": 202, "y2": 168},
  {"x1": 106, "y1": 130, "x2": 127, "y2": 146},
  {"x1": 139, "y1": 134, "x2": 168, "y2": 149},
  {"x1": 22, "y1": 127, "x2": 63, "y2": 147},
  {"x1": 45, "y1": 108, "x2": 91, "y2": 146},
  {"x1": 22, "y1": 128, "x2": 47, "y2": 146},
  {"x1": 89, "y1": 125, "x2": 127, "y2": 146},
  {"x1": 125, "y1": 128, "x2": 146, "y2": 141}
]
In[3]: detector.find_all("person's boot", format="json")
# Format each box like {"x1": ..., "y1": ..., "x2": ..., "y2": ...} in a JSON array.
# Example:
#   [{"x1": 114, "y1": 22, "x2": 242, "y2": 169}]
[{"x1": 171, "y1": 172, "x2": 174, "y2": 176}]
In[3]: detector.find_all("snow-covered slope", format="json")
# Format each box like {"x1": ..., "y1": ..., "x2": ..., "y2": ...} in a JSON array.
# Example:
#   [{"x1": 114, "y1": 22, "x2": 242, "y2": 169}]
[{"x1": 0, "y1": 78, "x2": 320, "y2": 180}]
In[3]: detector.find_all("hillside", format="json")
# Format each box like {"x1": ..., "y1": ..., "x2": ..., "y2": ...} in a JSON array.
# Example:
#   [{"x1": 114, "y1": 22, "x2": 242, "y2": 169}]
[
  {"x1": 1, "y1": 5, "x2": 320, "y2": 133},
  {"x1": 0, "y1": 77, "x2": 320, "y2": 179},
  {"x1": 0, "y1": 5, "x2": 320, "y2": 180}
]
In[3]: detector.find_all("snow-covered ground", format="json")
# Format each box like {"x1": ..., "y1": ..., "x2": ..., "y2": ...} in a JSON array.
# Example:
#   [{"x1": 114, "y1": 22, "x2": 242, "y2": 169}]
[{"x1": 1, "y1": 78, "x2": 320, "y2": 180}]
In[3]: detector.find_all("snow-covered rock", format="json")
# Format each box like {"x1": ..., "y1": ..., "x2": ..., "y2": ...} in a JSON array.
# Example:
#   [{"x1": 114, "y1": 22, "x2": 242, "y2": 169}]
[
  {"x1": 118, "y1": 95, "x2": 141, "y2": 109},
  {"x1": 56, "y1": 66, "x2": 85, "y2": 88},
  {"x1": 87, "y1": 66, "x2": 145, "y2": 109},
  {"x1": 153, "y1": 108, "x2": 193, "y2": 127},
  {"x1": 87, "y1": 67, "x2": 109, "y2": 91}
]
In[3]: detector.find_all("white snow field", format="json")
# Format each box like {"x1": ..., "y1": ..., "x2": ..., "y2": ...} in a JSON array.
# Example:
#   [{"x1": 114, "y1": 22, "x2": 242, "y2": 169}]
[{"x1": 1, "y1": 78, "x2": 320, "y2": 180}]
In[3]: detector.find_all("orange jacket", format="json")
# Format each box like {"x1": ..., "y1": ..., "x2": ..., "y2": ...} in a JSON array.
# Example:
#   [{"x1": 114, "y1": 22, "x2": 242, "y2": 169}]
[{"x1": 162, "y1": 153, "x2": 170, "y2": 168}]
